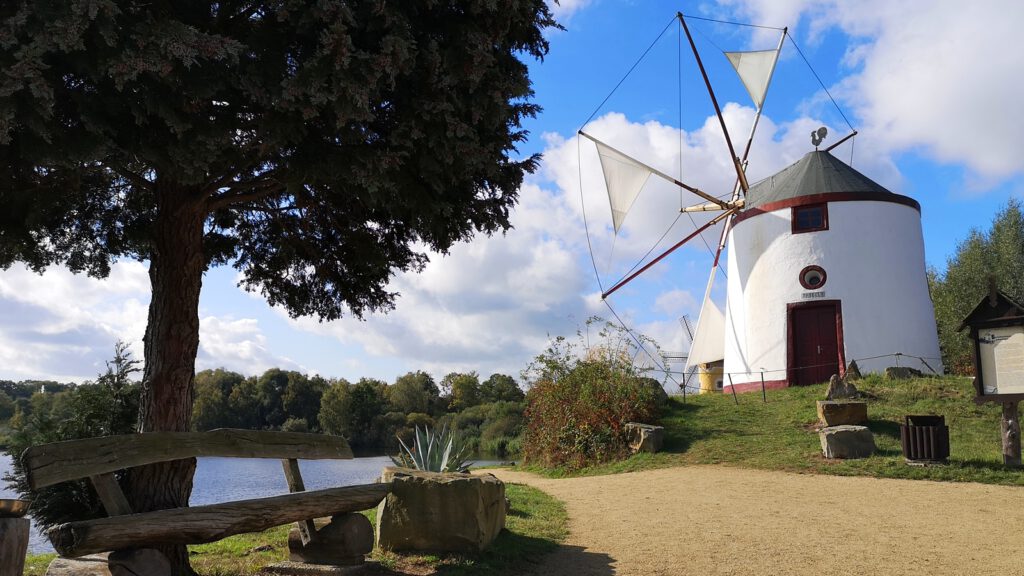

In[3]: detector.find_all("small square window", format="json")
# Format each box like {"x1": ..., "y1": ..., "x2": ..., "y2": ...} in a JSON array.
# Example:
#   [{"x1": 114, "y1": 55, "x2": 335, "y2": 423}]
[{"x1": 792, "y1": 204, "x2": 828, "y2": 233}]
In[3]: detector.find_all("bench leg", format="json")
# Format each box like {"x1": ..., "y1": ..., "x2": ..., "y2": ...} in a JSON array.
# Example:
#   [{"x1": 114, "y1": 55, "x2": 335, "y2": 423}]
[
  {"x1": 288, "y1": 514, "x2": 373, "y2": 566},
  {"x1": 0, "y1": 518, "x2": 28, "y2": 576}
]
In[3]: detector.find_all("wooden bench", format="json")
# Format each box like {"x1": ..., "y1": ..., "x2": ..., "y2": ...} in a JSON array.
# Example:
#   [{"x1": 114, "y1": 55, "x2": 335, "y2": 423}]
[{"x1": 23, "y1": 429, "x2": 391, "y2": 559}]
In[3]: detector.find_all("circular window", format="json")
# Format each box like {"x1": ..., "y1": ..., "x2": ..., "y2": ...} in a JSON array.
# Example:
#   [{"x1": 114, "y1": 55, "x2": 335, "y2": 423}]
[{"x1": 799, "y1": 265, "x2": 827, "y2": 290}]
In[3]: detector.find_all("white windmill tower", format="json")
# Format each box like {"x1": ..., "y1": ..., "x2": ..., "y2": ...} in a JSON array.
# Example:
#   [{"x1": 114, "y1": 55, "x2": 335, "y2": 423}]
[{"x1": 582, "y1": 13, "x2": 942, "y2": 394}]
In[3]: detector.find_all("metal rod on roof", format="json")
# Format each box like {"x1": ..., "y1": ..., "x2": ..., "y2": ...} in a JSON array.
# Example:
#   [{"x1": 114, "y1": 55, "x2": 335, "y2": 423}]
[{"x1": 824, "y1": 130, "x2": 858, "y2": 152}]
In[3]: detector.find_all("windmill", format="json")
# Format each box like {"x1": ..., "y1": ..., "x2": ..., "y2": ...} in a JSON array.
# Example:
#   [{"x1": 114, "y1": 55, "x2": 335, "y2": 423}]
[{"x1": 581, "y1": 13, "x2": 942, "y2": 393}]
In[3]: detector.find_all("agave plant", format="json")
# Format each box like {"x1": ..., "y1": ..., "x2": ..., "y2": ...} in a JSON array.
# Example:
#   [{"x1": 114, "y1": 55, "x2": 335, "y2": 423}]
[{"x1": 391, "y1": 424, "x2": 473, "y2": 473}]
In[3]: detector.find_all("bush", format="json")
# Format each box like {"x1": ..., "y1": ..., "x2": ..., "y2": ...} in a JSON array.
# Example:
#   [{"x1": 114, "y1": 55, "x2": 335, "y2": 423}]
[
  {"x1": 3, "y1": 342, "x2": 140, "y2": 531},
  {"x1": 521, "y1": 317, "x2": 665, "y2": 470}
]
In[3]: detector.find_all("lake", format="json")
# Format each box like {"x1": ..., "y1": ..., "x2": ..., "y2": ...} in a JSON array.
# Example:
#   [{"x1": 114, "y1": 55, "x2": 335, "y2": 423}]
[{"x1": 1, "y1": 453, "x2": 500, "y2": 554}]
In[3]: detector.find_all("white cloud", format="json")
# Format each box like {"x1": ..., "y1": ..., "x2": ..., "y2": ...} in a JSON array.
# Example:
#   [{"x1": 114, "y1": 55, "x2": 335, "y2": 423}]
[
  {"x1": 0, "y1": 262, "x2": 297, "y2": 381},
  {"x1": 197, "y1": 316, "x2": 304, "y2": 376},
  {"x1": 723, "y1": 0, "x2": 1024, "y2": 183},
  {"x1": 549, "y1": 0, "x2": 594, "y2": 21}
]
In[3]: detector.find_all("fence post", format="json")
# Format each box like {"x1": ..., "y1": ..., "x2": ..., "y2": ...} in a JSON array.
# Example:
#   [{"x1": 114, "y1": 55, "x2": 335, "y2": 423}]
[
  {"x1": 760, "y1": 371, "x2": 767, "y2": 403},
  {"x1": 728, "y1": 373, "x2": 738, "y2": 405}
]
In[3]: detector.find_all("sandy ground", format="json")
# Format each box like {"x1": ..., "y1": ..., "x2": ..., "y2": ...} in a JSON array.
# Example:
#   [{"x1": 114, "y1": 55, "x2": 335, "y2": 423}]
[{"x1": 491, "y1": 466, "x2": 1024, "y2": 576}]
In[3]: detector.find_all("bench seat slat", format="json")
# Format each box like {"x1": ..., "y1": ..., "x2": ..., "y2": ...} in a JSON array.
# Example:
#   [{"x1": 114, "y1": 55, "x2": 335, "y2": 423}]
[
  {"x1": 24, "y1": 429, "x2": 353, "y2": 489},
  {"x1": 48, "y1": 482, "x2": 390, "y2": 558}
]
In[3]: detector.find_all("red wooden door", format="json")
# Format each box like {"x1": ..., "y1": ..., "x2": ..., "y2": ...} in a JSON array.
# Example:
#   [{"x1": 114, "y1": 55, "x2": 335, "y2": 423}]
[{"x1": 792, "y1": 304, "x2": 839, "y2": 386}]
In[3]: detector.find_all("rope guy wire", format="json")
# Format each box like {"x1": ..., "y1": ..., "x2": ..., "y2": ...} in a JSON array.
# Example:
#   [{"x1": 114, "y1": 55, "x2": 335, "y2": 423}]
[
  {"x1": 580, "y1": 15, "x2": 678, "y2": 130},
  {"x1": 785, "y1": 31, "x2": 855, "y2": 132}
]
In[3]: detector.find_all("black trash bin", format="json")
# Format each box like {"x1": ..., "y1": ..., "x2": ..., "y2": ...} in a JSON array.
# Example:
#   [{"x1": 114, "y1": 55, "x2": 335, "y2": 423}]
[{"x1": 899, "y1": 415, "x2": 950, "y2": 464}]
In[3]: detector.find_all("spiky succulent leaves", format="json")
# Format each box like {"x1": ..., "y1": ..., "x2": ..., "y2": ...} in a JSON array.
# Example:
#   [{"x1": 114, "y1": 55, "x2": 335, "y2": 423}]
[{"x1": 391, "y1": 425, "x2": 472, "y2": 472}]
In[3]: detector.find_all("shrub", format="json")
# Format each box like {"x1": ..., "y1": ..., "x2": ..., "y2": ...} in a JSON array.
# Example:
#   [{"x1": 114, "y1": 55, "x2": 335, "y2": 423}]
[
  {"x1": 3, "y1": 342, "x2": 140, "y2": 531},
  {"x1": 521, "y1": 318, "x2": 665, "y2": 470},
  {"x1": 391, "y1": 425, "x2": 472, "y2": 472}
]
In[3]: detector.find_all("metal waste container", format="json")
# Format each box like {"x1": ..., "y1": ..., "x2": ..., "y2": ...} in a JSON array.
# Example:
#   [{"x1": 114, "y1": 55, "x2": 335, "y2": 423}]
[{"x1": 899, "y1": 414, "x2": 949, "y2": 464}]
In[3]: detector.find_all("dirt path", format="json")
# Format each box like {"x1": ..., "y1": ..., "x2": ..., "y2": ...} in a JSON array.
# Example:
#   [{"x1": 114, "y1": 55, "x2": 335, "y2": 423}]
[{"x1": 491, "y1": 465, "x2": 1024, "y2": 576}]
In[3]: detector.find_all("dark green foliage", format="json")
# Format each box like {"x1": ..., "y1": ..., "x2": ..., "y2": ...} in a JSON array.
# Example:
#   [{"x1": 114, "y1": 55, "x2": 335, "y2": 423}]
[
  {"x1": 192, "y1": 369, "x2": 246, "y2": 431},
  {"x1": 0, "y1": 0, "x2": 556, "y2": 318},
  {"x1": 3, "y1": 343, "x2": 141, "y2": 531},
  {"x1": 480, "y1": 373, "x2": 525, "y2": 404},
  {"x1": 930, "y1": 199, "x2": 1024, "y2": 373},
  {"x1": 443, "y1": 372, "x2": 482, "y2": 411},
  {"x1": 387, "y1": 371, "x2": 440, "y2": 415}
]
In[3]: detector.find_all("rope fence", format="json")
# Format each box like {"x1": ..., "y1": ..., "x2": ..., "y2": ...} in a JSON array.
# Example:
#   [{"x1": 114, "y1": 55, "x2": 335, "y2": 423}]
[{"x1": 663, "y1": 351, "x2": 945, "y2": 403}]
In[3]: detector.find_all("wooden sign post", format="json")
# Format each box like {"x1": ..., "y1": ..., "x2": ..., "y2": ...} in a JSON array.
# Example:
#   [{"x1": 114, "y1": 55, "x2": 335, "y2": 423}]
[{"x1": 960, "y1": 288, "x2": 1024, "y2": 467}]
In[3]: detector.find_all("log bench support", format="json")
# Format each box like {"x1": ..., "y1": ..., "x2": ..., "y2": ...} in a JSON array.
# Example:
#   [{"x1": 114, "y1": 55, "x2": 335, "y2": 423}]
[{"x1": 23, "y1": 429, "x2": 390, "y2": 567}]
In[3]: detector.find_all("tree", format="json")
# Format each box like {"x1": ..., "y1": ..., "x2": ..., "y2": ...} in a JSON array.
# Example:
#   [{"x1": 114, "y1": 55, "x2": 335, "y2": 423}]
[
  {"x1": 443, "y1": 372, "x2": 482, "y2": 411},
  {"x1": 282, "y1": 373, "x2": 326, "y2": 431},
  {"x1": 318, "y1": 378, "x2": 386, "y2": 449},
  {"x1": 931, "y1": 200, "x2": 1024, "y2": 372},
  {"x1": 388, "y1": 371, "x2": 440, "y2": 415},
  {"x1": 0, "y1": 4, "x2": 555, "y2": 572},
  {"x1": 318, "y1": 379, "x2": 353, "y2": 438},
  {"x1": 192, "y1": 369, "x2": 246, "y2": 431},
  {"x1": 480, "y1": 373, "x2": 525, "y2": 403}
]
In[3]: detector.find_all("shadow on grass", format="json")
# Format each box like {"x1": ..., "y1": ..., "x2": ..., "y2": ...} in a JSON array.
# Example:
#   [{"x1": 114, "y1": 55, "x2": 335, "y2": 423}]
[
  {"x1": 429, "y1": 535, "x2": 614, "y2": 576},
  {"x1": 659, "y1": 400, "x2": 712, "y2": 454},
  {"x1": 868, "y1": 419, "x2": 902, "y2": 441}
]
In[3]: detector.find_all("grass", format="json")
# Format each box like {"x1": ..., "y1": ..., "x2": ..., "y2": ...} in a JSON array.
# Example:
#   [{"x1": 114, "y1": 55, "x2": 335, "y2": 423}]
[
  {"x1": 524, "y1": 374, "x2": 1024, "y2": 485},
  {"x1": 24, "y1": 483, "x2": 567, "y2": 576}
]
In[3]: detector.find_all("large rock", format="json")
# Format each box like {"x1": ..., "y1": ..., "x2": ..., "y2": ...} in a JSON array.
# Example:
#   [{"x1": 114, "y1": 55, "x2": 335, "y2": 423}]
[
  {"x1": 375, "y1": 468, "x2": 505, "y2": 553},
  {"x1": 845, "y1": 360, "x2": 863, "y2": 380},
  {"x1": 885, "y1": 366, "x2": 923, "y2": 379},
  {"x1": 45, "y1": 550, "x2": 170, "y2": 576},
  {"x1": 819, "y1": 425, "x2": 876, "y2": 459},
  {"x1": 637, "y1": 377, "x2": 669, "y2": 405},
  {"x1": 624, "y1": 422, "x2": 665, "y2": 454},
  {"x1": 289, "y1": 513, "x2": 373, "y2": 565},
  {"x1": 825, "y1": 374, "x2": 859, "y2": 400},
  {"x1": 816, "y1": 401, "x2": 868, "y2": 426}
]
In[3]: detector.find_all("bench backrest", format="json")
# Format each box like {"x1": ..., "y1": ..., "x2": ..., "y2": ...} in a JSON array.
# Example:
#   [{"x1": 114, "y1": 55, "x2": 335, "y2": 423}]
[{"x1": 23, "y1": 428, "x2": 353, "y2": 489}]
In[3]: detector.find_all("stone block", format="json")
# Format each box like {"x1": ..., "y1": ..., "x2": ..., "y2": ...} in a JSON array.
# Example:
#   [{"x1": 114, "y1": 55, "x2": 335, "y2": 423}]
[
  {"x1": 825, "y1": 374, "x2": 859, "y2": 400},
  {"x1": 376, "y1": 467, "x2": 505, "y2": 553},
  {"x1": 819, "y1": 425, "x2": 876, "y2": 459},
  {"x1": 45, "y1": 550, "x2": 170, "y2": 576},
  {"x1": 625, "y1": 422, "x2": 664, "y2": 454},
  {"x1": 885, "y1": 366, "x2": 922, "y2": 379},
  {"x1": 289, "y1": 513, "x2": 373, "y2": 565},
  {"x1": 261, "y1": 561, "x2": 369, "y2": 575},
  {"x1": 816, "y1": 401, "x2": 868, "y2": 426}
]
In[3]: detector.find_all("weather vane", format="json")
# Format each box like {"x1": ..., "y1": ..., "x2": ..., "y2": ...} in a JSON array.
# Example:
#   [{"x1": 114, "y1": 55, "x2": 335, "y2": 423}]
[{"x1": 811, "y1": 126, "x2": 828, "y2": 149}]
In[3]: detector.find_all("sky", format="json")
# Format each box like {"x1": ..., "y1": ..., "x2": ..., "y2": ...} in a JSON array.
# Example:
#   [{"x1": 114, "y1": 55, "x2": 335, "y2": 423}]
[{"x1": 2, "y1": 0, "x2": 1023, "y2": 387}]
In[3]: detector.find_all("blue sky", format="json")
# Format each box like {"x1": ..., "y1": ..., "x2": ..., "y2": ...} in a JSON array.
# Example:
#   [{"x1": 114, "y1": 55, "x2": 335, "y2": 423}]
[{"x1": 2, "y1": 0, "x2": 1022, "y2": 385}]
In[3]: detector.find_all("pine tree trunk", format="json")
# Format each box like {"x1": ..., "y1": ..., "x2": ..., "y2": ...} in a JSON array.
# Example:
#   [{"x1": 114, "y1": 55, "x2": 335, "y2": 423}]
[{"x1": 126, "y1": 183, "x2": 206, "y2": 576}]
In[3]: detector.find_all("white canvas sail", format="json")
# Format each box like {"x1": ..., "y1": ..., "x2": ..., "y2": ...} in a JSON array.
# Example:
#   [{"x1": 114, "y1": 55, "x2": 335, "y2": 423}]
[
  {"x1": 724, "y1": 49, "x2": 778, "y2": 109},
  {"x1": 686, "y1": 296, "x2": 725, "y2": 368},
  {"x1": 593, "y1": 140, "x2": 652, "y2": 233}
]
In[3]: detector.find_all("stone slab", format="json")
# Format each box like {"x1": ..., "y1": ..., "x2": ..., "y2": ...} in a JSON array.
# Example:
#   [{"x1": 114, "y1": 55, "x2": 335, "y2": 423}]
[
  {"x1": 819, "y1": 425, "x2": 876, "y2": 459},
  {"x1": 45, "y1": 550, "x2": 170, "y2": 576},
  {"x1": 625, "y1": 422, "x2": 665, "y2": 454},
  {"x1": 261, "y1": 561, "x2": 370, "y2": 575},
  {"x1": 376, "y1": 467, "x2": 505, "y2": 553},
  {"x1": 816, "y1": 401, "x2": 868, "y2": 426}
]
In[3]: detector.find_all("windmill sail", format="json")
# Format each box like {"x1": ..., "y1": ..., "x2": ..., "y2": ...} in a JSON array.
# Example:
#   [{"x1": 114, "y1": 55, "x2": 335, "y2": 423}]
[
  {"x1": 593, "y1": 140, "x2": 653, "y2": 233},
  {"x1": 686, "y1": 296, "x2": 725, "y2": 368},
  {"x1": 724, "y1": 49, "x2": 778, "y2": 109}
]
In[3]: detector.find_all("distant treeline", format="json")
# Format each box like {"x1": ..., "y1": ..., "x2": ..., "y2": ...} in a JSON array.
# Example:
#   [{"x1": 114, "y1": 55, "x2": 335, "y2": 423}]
[
  {"x1": 192, "y1": 367, "x2": 525, "y2": 455},
  {"x1": 0, "y1": 351, "x2": 526, "y2": 457}
]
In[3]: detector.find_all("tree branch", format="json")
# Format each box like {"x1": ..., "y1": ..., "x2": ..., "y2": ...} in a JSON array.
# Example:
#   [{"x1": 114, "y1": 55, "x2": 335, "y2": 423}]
[{"x1": 207, "y1": 181, "x2": 285, "y2": 211}]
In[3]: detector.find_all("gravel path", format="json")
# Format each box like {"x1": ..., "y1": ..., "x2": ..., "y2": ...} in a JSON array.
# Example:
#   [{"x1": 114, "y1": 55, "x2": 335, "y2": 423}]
[{"x1": 491, "y1": 465, "x2": 1024, "y2": 576}]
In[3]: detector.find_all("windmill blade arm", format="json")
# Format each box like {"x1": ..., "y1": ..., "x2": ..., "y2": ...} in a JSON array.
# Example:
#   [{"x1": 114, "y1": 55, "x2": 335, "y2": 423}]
[
  {"x1": 683, "y1": 198, "x2": 743, "y2": 213},
  {"x1": 601, "y1": 207, "x2": 736, "y2": 299}
]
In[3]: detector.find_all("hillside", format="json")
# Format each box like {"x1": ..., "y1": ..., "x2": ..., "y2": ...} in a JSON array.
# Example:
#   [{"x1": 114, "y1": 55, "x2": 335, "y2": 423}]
[{"x1": 541, "y1": 375, "x2": 1024, "y2": 485}]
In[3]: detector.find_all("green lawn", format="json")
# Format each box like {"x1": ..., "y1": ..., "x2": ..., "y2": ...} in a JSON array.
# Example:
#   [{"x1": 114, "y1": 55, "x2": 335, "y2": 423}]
[
  {"x1": 25, "y1": 483, "x2": 567, "y2": 576},
  {"x1": 527, "y1": 374, "x2": 1024, "y2": 485}
]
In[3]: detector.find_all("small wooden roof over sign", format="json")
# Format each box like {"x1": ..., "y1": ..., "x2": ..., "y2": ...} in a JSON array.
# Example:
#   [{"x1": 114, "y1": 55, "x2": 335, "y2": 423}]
[
  {"x1": 960, "y1": 289, "x2": 1024, "y2": 403},
  {"x1": 959, "y1": 290, "x2": 1024, "y2": 332}
]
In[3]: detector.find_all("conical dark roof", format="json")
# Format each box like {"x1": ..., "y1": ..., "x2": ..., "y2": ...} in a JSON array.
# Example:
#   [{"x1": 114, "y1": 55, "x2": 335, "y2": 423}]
[{"x1": 745, "y1": 151, "x2": 893, "y2": 209}]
